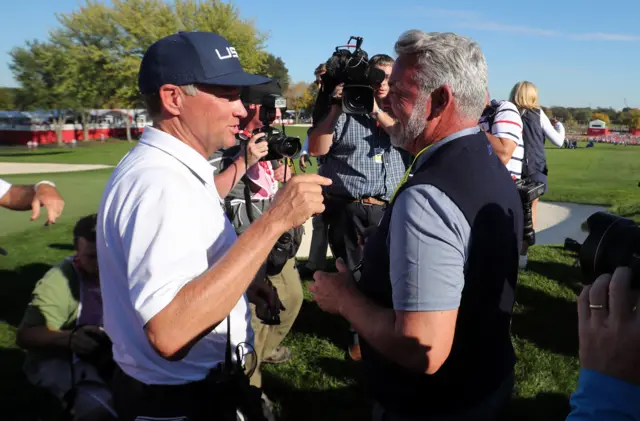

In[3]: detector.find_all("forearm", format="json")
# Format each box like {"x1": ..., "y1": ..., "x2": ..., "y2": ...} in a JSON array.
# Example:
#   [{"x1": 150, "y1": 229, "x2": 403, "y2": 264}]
[
  {"x1": 146, "y1": 209, "x2": 286, "y2": 358},
  {"x1": 340, "y1": 288, "x2": 430, "y2": 373},
  {"x1": 0, "y1": 185, "x2": 36, "y2": 210},
  {"x1": 308, "y1": 106, "x2": 341, "y2": 156},
  {"x1": 214, "y1": 157, "x2": 248, "y2": 199},
  {"x1": 16, "y1": 326, "x2": 71, "y2": 352}
]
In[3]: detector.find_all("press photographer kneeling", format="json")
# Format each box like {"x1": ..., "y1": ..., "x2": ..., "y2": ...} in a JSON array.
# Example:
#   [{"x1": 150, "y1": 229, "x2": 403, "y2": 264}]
[
  {"x1": 97, "y1": 32, "x2": 330, "y2": 421},
  {"x1": 210, "y1": 79, "x2": 304, "y2": 391}
]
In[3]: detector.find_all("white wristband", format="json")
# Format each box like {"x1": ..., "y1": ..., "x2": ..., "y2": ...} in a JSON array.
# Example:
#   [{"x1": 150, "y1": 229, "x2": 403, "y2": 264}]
[{"x1": 34, "y1": 180, "x2": 56, "y2": 192}]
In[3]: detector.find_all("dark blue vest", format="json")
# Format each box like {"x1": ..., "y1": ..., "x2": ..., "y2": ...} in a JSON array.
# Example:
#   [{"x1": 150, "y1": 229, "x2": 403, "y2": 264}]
[
  {"x1": 358, "y1": 132, "x2": 523, "y2": 417},
  {"x1": 521, "y1": 108, "x2": 547, "y2": 178}
]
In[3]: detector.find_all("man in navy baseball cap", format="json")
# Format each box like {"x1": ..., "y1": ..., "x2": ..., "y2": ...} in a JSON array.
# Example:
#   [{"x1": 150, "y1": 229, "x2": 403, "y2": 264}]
[
  {"x1": 139, "y1": 31, "x2": 270, "y2": 93},
  {"x1": 137, "y1": 31, "x2": 272, "y2": 158}
]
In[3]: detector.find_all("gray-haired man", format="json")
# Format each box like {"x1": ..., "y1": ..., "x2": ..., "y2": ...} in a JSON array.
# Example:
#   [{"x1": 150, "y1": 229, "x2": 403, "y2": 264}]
[{"x1": 311, "y1": 31, "x2": 523, "y2": 420}]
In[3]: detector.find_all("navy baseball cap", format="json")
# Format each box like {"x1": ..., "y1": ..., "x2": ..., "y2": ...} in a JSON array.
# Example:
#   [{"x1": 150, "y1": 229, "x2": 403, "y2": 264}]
[{"x1": 138, "y1": 31, "x2": 270, "y2": 94}]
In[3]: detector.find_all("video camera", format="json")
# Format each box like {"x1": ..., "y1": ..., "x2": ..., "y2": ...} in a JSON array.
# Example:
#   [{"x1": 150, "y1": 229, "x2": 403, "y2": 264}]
[
  {"x1": 321, "y1": 36, "x2": 386, "y2": 115},
  {"x1": 564, "y1": 212, "x2": 640, "y2": 286},
  {"x1": 515, "y1": 178, "x2": 547, "y2": 246}
]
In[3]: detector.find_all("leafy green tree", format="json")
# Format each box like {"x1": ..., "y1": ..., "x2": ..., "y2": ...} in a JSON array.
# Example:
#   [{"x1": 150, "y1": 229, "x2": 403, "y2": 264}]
[
  {"x1": 260, "y1": 54, "x2": 290, "y2": 92},
  {"x1": 0, "y1": 88, "x2": 18, "y2": 110},
  {"x1": 9, "y1": 41, "x2": 73, "y2": 145}
]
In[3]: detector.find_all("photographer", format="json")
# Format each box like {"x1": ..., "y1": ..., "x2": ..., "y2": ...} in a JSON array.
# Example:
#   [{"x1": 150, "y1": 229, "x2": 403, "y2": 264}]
[
  {"x1": 0, "y1": 178, "x2": 64, "y2": 224},
  {"x1": 311, "y1": 31, "x2": 523, "y2": 420},
  {"x1": 509, "y1": 81, "x2": 565, "y2": 268},
  {"x1": 307, "y1": 54, "x2": 405, "y2": 270},
  {"x1": 210, "y1": 79, "x2": 304, "y2": 389},
  {"x1": 96, "y1": 31, "x2": 330, "y2": 421},
  {"x1": 17, "y1": 214, "x2": 115, "y2": 421}
]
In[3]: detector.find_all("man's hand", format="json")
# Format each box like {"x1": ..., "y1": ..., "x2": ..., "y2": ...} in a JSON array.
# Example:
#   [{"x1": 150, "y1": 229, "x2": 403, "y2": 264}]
[
  {"x1": 274, "y1": 161, "x2": 292, "y2": 182},
  {"x1": 299, "y1": 154, "x2": 310, "y2": 172},
  {"x1": 578, "y1": 267, "x2": 640, "y2": 386},
  {"x1": 70, "y1": 325, "x2": 107, "y2": 356},
  {"x1": 244, "y1": 132, "x2": 268, "y2": 167},
  {"x1": 32, "y1": 183, "x2": 64, "y2": 225},
  {"x1": 247, "y1": 278, "x2": 286, "y2": 322},
  {"x1": 309, "y1": 258, "x2": 357, "y2": 315},
  {"x1": 266, "y1": 174, "x2": 332, "y2": 231}
]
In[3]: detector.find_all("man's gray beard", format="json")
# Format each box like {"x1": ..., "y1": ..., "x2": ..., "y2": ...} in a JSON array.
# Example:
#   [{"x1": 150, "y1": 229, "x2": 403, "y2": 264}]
[{"x1": 391, "y1": 95, "x2": 428, "y2": 150}]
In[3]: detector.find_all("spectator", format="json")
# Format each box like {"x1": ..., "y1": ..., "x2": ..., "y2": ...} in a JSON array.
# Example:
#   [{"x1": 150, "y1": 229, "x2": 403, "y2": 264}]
[
  {"x1": 311, "y1": 30, "x2": 523, "y2": 420},
  {"x1": 509, "y1": 81, "x2": 565, "y2": 268},
  {"x1": 16, "y1": 214, "x2": 115, "y2": 421}
]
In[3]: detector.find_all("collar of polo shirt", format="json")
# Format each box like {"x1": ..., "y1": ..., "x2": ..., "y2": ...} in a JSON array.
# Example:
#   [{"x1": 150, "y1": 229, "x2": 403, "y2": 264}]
[{"x1": 139, "y1": 126, "x2": 217, "y2": 187}]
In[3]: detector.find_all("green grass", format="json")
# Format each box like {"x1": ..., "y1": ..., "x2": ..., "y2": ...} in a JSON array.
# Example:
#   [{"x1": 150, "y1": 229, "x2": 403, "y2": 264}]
[{"x1": 0, "y1": 136, "x2": 638, "y2": 420}]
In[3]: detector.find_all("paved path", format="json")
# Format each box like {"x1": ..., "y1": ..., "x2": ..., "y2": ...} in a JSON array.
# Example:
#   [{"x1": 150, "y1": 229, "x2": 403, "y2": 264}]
[
  {"x1": 0, "y1": 163, "x2": 112, "y2": 175},
  {"x1": 294, "y1": 201, "x2": 607, "y2": 259}
]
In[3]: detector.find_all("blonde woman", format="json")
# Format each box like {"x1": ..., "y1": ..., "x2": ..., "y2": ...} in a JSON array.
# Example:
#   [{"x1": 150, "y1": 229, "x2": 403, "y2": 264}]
[{"x1": 510, "y1": 81, "x2": 565, "y2": 268}]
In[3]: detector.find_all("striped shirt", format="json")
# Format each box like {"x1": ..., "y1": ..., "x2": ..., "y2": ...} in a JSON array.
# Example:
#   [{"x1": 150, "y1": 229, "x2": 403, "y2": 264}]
[
  {"x1": 319, "y1": 113, "x2": 407, "y2": 201},
  {"x1": 479, "y1": 100, "x2": 524, "y2": 179}
]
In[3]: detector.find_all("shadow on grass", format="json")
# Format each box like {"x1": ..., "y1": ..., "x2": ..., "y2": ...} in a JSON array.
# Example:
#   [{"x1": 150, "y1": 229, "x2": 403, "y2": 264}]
[
  {"x1": 48, "y1": 243, "x2": 75, "y2": 251},
  {"x1": 502, "y1": 392, "x2": 571, "y2": 421},
  {"x1": 291, "y1": 298, "x2": 351, "y2": 351},
  {"x1": 526, "y1": 259, "x2": 584, "y2": 294},
  {"x1": 0, "y1": 263, "x2": 52, "y2": 327},
  {"x1": 263, "y1": 368, "x2": 370, "y2": 421},
  {"x1": 0, "y1": 151, "x2": 70, "y2": 158},
  {"x1": 512, "y1": 284, "x2": 578, "y2": 357}
]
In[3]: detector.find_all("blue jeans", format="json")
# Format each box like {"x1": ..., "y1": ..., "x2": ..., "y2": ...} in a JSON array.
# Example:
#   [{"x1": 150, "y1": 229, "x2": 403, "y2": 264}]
[{"x1": 372, "y1": 372, "x2": 514, "y2": 421}]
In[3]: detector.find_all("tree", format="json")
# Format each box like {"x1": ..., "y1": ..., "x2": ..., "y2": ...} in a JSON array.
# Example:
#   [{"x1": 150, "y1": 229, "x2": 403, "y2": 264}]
[
  {"x1": 0, "y1": 88, "x2": 18, "y2": 110},
  {"x1": 52, "y1": 0, "x2": 269, "y2": 140},
  {"x1": 574, "y1": 109, "x2": 592, "y2": 124},
  {"x1": 542, "y1": 107, "x2": 552, "y2": 119},
  {"x1": 592, "y1": 112, "x2": 610, "y2": 125},
  {"x1": 285, "y1": 82, "x2": 312, "y2": 123},
  {"x1": 9, "y1": 41, "x2": 73, "y2": 145},
  {"x1": 260, "y1": 54, "x2": 290, "y2": 92}
]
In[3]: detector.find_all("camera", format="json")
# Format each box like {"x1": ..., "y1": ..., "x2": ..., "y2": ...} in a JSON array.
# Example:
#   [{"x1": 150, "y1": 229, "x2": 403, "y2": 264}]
[
  {"x1": 515, "y1": 178, "x2": 546, "y2": 246},
  {"x1": 564, "y1": 212, "x2": 640, "y2": 286},
  {"x1": 321, "y1": 36, "x2": 386, "y2": 115},
  {"x1": 242, "y1": 93, "x2": 301, "y2": 161}
]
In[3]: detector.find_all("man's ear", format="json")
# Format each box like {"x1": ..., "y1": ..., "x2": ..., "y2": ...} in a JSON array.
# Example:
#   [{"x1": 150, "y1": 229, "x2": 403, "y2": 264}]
[
  {"x1": 428, "y1": 86, "x2": 454, "y2": 119},
  {"x1": 158, "y1": 85, "x2": 184, "y2": 117}
]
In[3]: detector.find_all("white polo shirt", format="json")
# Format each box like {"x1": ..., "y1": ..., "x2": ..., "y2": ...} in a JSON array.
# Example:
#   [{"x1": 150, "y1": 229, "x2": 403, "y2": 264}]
[
  {"x1": 0, "y1": 179, "x2": 11, "y2": 199},
  {"x1": 97, "y1": 126, "x2": 252, "y2": 385}
]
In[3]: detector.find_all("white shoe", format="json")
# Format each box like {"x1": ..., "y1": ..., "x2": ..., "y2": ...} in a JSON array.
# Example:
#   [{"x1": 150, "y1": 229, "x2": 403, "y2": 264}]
[{"x1": 519, "y1": 254, "x2": 528, "y2": 269}]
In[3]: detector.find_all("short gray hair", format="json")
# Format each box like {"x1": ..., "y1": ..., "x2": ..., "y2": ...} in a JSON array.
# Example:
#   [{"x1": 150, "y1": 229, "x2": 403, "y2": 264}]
[
  {"x1": 143, "y1": 84, "x2": 198, "y2": 121},
  {"x1": 394, "y1": 30, "x2": 488, "y2": 120}
]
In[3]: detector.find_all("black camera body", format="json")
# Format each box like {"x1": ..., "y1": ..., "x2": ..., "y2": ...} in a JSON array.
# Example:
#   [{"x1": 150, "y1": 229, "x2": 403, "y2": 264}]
[
  {"x1": 322, "y1": 36, "x2": 386, "y2": 115},
  {"x1": 250, "y1": 94, "x2": 301, "y2": 161},
  {"x1": 564, "y1": 212, "x2": 640, "y2": 287},
  {"x1": 515, "y1": 178, "x2": 546, "y2": 246}
]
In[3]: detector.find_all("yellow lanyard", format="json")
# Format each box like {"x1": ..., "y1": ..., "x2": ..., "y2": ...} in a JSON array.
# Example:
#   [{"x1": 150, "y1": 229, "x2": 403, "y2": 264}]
[{"x1": 390, "y1": 144, "x2": 434, "y2": 203}]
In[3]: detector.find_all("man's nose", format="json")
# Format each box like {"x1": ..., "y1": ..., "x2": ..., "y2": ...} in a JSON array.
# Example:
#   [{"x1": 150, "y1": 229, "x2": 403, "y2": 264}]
[{"x1": 234, "y1": 100, "x2": 248, "y2": 119}]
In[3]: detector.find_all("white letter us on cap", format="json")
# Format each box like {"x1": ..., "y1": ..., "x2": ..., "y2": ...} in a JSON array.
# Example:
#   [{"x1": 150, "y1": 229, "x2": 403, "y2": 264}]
[{"x1": 216, "y1": 47, "x2": 239, "y2": 60}]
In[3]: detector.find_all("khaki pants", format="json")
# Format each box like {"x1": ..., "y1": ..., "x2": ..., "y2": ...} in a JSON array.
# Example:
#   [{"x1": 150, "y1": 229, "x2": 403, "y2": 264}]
[{"x1": 249, "y1": 257, "x2": 303, "y2": 387}]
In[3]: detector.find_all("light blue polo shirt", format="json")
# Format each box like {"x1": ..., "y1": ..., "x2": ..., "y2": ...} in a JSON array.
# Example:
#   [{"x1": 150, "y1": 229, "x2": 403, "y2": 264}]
[{"x1": 388, "y1": 127, "x2": 481, "y2": 311}]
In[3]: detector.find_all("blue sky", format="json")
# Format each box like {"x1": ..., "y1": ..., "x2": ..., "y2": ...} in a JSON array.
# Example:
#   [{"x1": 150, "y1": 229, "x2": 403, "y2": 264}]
[{"x1": 2, "y1": 0, "x2": 640, "y2": 109}]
